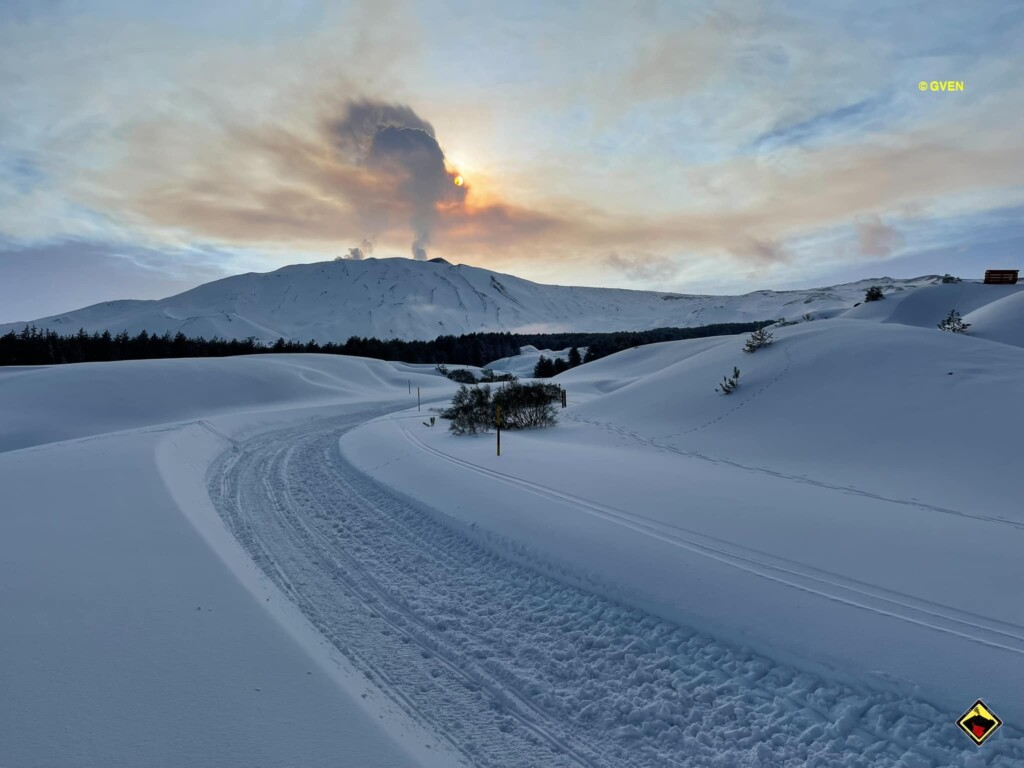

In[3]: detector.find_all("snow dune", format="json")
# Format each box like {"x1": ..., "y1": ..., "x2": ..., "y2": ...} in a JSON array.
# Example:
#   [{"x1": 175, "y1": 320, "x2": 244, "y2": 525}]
[
  {"x1": 844, "y1": 281, "x2": 1024, "y2": 345},
  {"x1": 486, "y1": 345, "x2": 580, "y2": 378},
  {"x1": 345, "y1": 316, "x2": 1024, "y2": 743},
  {"x1": 0, "y1": 356, "x2": 462, "y2": 767},
  {"x1": 4, "y1": 276, "x2": 1024, "y2": 765},
  {"x1": 0, "y1": 353, "x2": 443, "y2": 452}
]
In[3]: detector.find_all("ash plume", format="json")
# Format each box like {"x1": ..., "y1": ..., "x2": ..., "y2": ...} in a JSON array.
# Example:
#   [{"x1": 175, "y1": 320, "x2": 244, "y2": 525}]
[
  {"x1": 341, "y1": 239, "x2": 373, "y2": 260},
  {"x1": 330, "y1": 100, "x2": 465, "y2": 260}
]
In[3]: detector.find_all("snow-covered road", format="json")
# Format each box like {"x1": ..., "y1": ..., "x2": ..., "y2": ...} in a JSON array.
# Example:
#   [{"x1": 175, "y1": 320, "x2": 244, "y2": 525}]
[{"x1": 206, "y1": 411, "x2": 1018, "y2": 767}]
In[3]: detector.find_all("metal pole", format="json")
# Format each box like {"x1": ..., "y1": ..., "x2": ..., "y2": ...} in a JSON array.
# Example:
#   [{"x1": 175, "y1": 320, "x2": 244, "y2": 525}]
[
  {"x1": 417, "y1": 387, "x2": 421, "y2": 411},
  {"x1": 408, "y1": 379, "x2": 411, "y2": 394},
  {"x1": 496, "y1": 405, "x2": 501, "y2": 456}
]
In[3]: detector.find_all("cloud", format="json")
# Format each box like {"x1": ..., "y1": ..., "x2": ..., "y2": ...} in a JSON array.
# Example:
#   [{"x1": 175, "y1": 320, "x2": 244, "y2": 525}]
[
  {"x1": 0, "y1": 239, "x2": 229, "y2": 323},
  {"x1": 750, "y1": 94, "x2": 891, "y2": 151},
  {"x1": 856, "y1": 215, "x2": 903, "y2": 258},
  {"x1": 602, "y1": 251, "x2": 680, "y2": 282}
]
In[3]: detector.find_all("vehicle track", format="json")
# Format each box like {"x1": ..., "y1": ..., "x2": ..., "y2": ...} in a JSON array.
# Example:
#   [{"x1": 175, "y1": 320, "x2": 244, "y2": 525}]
[
  {"x1": 207, "y1": 410, "x2": 1021, "y2": 767},
  {"x1": 396, "y1": 422, "x2": 1024, "y2": 655}
]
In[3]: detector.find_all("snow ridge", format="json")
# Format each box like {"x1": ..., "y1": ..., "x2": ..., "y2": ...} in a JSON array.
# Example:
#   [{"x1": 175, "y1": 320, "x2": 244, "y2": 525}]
[{"x1": 0, "y1": 257, "x2": 943, "y2": 343}]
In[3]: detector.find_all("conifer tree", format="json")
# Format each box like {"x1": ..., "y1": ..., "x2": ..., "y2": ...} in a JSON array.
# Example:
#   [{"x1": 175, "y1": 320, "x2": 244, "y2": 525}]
[
  {"x1": 937, "y1": 309, "x2": 971, "y2": 334},
  {"x1": 716, "y1": 366, "x2": 741, "y2": 395}
]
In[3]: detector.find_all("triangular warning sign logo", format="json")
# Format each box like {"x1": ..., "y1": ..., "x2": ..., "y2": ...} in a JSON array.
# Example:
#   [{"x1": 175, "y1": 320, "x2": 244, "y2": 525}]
[{"x1": 956, "y1": 699, "x2": 1002, "y2": 746}]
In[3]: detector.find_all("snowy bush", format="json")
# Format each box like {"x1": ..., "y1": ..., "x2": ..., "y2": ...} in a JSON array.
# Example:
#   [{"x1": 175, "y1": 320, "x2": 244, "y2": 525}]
[
  {"x1": 716, "y1": 366, "x2": 741, "y2": 395},
  {"x1": 743, "y1": 327, "x2": 774, "y2": 353},
  {"x1": 937, "y1": 309, "x2": 971, "y2": 334},
  {"x1": 440, "y1": 384, "x2": 494, "y2": 434},
  {"x1": 440, "y1": 382, "x2": 559, "y2": 434},
  {"x1": 447, "y1": 368, "x2": 479, "y2": 384},
  {"x1": 480, "y1": 369, "x2": 517, "y2": 383},
  {"x1": 941, "y1": 273, "x2": 961, "y2": 284},
  {"x1": 864, "y1": 286, "x2": 885, "y2": 302},
  {"x1": 436, "y1": 363, "x2": 480, "y2": 384},
  {"x1": 493, "y1": 382, "x2": 560, "y2": 429}
]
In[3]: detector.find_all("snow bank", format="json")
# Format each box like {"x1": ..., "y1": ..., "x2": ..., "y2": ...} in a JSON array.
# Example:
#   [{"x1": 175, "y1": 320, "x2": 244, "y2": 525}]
[
  {"x1": 842, "y1": 281, "x2": 1024, "y2": 334},
  {"x1": 0, "y1": 356, "x2": 463, "y2": 767},
  {"x1": 964, "y1": 289, "x2": 1024, "y2": 347},
  {"x1": 0, "y1": 353, "x2": 449, "y2": 452},
  {"x1": 342, "y1": 319, "x2": 1024, "y2": 726},
  {"x1": 485, "y1": 345, "x2": 580, "y2": 378}
]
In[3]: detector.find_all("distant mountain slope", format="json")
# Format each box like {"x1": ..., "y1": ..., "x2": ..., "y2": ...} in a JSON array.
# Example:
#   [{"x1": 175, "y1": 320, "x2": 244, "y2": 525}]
[{"x1": 1, "y1": 257, "x2": 944, "y2": 342}]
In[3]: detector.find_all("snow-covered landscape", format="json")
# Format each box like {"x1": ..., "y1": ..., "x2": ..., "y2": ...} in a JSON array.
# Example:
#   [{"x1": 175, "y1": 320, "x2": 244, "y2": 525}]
[
  {"x1": 4, "y1": 4, "x2": 1023, "y2": 764},
  {"x1": 0, "y1": 257, "x2": 945, "y2": 343},
  {"x1": 3, "y1": 268, "x2": 1022, "y2": 767}
]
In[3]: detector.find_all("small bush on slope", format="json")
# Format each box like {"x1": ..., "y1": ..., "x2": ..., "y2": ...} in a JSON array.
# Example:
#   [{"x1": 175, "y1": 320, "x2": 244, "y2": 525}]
[
  {"x1": 440, "y1": 382, "x2": 560, "y2": 434},
  {"x1": 493, "y1": 382, "x2": 560, "y2": 429},
  {"x1": 716, "y1": 366, "x2": 741, "y2": 395},
  {"x1": 447, "y1": 368, "x2": 480, "y2": 384},
  {"x1": 440, "y1": 385, "x2": 494, "y2": 434},
  {"x1": 938, "y1": 309, "x2": 971, "y2": 334},
  {"x1": 743, "y1": 327, "x2": 775, "y2": 353},
  {"x1": 864, "y1": 285, "x2": 885, "y2": 302}
]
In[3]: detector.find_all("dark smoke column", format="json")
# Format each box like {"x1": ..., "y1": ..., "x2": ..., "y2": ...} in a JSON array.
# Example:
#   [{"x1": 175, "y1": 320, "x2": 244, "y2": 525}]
[{"x1": 331, "y1": 100, "x2": 466, "y2": 260}]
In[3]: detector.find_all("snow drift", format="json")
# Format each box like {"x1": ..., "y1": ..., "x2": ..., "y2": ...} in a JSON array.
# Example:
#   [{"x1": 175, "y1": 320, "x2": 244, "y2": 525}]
[{"x1": 345, "y1": 317, "x2": 1024, "y2": 731}]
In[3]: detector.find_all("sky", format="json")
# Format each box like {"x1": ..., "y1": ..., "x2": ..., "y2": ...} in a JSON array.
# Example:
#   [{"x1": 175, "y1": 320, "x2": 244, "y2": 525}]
[{"x1": 2, "y1": 0, "x2": 1023, "y2": 321}]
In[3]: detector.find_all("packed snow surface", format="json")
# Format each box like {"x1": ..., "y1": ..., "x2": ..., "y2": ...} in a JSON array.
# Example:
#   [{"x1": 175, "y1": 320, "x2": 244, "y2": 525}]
[
  {"x1": 343, "y1": 314, "x2": 1024, "y2": 763},
  {"x1": 1, "y1": 356, "x2": 462, "y2": 767},
  {"x1": 1, "y1": 257, "x2": 945, "y2": 342},
  {"x1": 4, "y1": 279, "x2": 1024, "y2": 766}
]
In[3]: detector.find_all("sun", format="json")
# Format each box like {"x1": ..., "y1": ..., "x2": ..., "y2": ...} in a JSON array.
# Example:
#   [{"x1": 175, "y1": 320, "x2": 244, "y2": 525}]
[{"x1": 453, "y1": 175, "x2": 464, "y2": 187}]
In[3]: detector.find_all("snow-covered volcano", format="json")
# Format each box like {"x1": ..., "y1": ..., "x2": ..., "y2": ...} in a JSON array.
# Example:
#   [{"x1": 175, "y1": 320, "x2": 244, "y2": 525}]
[{"x1": 2, "y1": 257, "x2": 944, "y2": 342}]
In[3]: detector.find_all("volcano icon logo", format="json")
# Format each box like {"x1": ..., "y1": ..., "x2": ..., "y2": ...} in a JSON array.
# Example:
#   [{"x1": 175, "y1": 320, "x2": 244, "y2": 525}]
[{"x1": 956, "y1": 700, "x2": 1002, "y2": 746}]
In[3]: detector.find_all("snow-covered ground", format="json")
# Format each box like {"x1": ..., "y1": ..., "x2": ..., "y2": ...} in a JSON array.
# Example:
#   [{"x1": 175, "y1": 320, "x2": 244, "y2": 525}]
[
  {"x1": 338, "y1": 284, "x2": 1024, "y2": 763},
  {"x1": 0, "y1": 356, "x2": 464, "y2": 767},
  {"x1": 0, "y1": 256, "x2": 945, "y2": 342},
  {"x1": 485, "y1": 345, "x2": 580, "y2": 378},
  {"x1": 3, "y1": 281, "x2": 1023, "y2": 766}
]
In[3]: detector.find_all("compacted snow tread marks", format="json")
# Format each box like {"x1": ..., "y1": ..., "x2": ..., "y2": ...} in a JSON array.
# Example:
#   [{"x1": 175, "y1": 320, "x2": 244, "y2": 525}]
[
  {"x1": 208, "y1": 412, "x2": 1023, "y2": 767},
  {"x1": 397, "y1": 423, "x2": 1024, "y2": 654}
]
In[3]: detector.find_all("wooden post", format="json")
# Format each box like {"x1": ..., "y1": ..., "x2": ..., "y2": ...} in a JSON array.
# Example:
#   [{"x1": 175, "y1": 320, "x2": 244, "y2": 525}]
[
  {"x1": 417, "y1": 386, "x2": 421, "y2": 411},
  {"x1": 561, "y1": 388, "x2": 567, "y2": 409},
  {"x1": 496, "y1": 405, "x2": 501, "y2": 456}
]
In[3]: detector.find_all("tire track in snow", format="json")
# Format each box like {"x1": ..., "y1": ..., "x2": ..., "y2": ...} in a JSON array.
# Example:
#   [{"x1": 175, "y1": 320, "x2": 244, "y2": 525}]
[
  {"x1": 208, "y1": 412, "x2": 1021, "y2": 767},
  {"x1": 396, "y1": 423, "x2": 1024, "y2": 655}
]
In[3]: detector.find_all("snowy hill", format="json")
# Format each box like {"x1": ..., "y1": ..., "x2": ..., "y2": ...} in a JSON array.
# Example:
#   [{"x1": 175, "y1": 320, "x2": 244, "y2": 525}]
[
  {"x1": 1, "y1": 257, "x2": 944, "y2": 342},
  {"x1": 345, "y1": 316, "x2": 1024, "y2": 745},
  {"x1": 485, "y1": 344, "x2": 581, "y2": 377},
  {"x1": 0, "y1": 356, "x2": 463, "y2": 767},
  {"x1": 4, "y1": 308, "x2": 1024, "y2": 764}
]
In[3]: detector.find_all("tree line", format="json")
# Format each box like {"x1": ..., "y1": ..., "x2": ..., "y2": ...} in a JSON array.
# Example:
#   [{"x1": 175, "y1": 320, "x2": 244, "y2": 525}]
[{"x1": 0, "y1": 321, "x2": 772, "y2": 367}]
